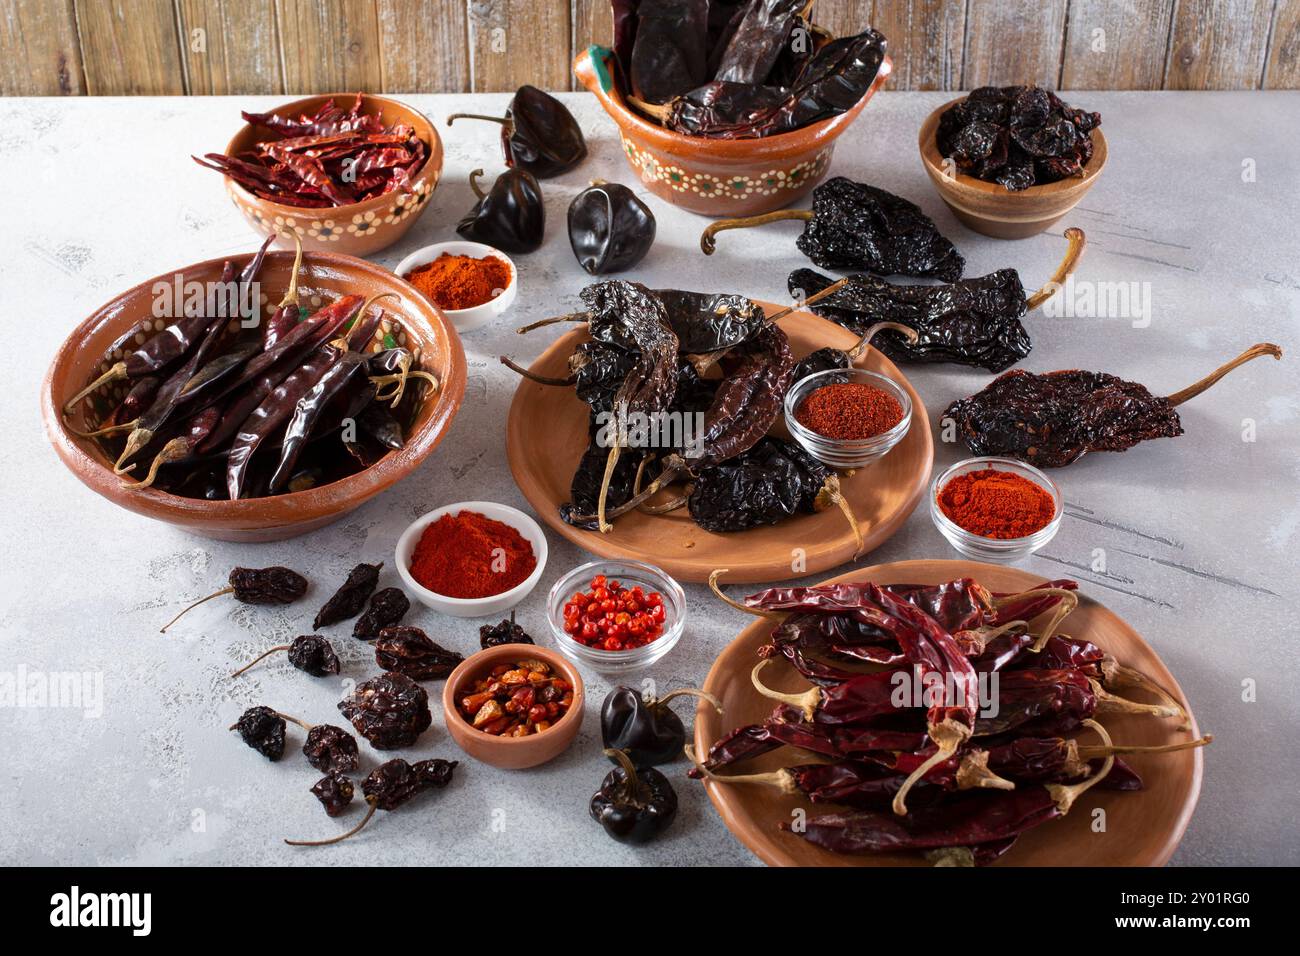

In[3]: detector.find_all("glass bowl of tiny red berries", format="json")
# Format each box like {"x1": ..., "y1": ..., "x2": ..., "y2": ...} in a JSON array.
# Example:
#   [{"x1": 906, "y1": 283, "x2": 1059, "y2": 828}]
[{"x1": 547, "y1": 560, "x2": 686, "y2": 675}]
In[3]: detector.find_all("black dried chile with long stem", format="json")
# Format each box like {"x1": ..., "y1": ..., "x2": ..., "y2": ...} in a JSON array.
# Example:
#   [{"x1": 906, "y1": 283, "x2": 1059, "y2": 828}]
[
  {"x1": 160, "y1": 566, "x2": 308, "y2": 633},
  {"x1": 447, "y1": 85, "x2": 587, "y2": 178},
  {"x1": 287, "y1": 757, "x2": 457, "y2": 846}
]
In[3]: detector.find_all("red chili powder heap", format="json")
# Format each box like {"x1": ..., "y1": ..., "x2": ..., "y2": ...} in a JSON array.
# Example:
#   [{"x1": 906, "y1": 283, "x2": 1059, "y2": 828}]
[
  {"x1": 938, "y1": 468, "x2": 1056, "y2": 539},
  {"x1": 408, "y1": 510, "x2": 536, "y2": 599},
  {"x1": 796, "y1": 382, "x2": 904, "y2": 440},
  {"x1": 404, "y1": 253, "x2": 511, "y2": 311}
]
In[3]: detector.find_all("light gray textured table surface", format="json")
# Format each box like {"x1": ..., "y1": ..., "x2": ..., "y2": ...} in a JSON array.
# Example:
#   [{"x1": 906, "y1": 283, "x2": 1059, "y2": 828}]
[{"x1": 1, "y1": 91, "x2": 1296, "y2": 866}]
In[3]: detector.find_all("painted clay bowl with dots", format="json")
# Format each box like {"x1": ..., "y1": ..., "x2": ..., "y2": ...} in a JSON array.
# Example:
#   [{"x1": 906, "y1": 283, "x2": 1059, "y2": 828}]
[{"x1": 42, "y1": 249, "x2": 466, "y2": 542}]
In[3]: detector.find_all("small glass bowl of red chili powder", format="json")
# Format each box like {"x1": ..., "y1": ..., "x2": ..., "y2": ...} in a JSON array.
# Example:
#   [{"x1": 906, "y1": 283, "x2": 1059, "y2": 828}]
[
  {"x1": 396, "y1": 501, "x2": 547, "y2": 617},
  {"x1": 546, "y1": 560, "x2": 686, "y2": 675},
  {"x1": 395, "y1": 241, "x2": 517, "y2": 332},
  {"x1": 784, "y1": 367, "x2": 913, "y2": 469},
  {"x1": 930, "y1": 457, "x2": 1062, "y2": 562}
]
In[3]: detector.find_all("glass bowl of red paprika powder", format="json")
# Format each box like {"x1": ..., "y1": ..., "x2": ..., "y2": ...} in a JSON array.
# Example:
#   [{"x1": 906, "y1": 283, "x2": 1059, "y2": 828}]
[
  {"x1": 396, "y1": 501, "x2": 547, "y2": 618},
  {"x1": 395, "y1": 240, "x2": 517, "y2": 332},
  {"x1": 546, "y1": 560, "x2": 686, "y2": 675},
  {"x1": 929, "y1": 456, "x2": 1063, "y2": 563},
  {"x1": 784, "y1": 367, "x2": 913, "y2": 470}
]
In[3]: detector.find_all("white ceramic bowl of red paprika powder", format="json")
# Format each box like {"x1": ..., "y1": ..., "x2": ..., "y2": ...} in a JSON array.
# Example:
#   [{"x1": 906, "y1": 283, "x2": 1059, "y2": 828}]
[
  {"x1": 395, "y1": 501, "x2": 548, "y2": 618},
  {"x1": 394, "y1": 240, "x2": 517, "y2": 333}
]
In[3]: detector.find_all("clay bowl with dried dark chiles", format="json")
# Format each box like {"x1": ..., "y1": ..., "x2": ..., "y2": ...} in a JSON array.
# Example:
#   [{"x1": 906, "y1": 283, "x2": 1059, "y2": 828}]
[
  {"x1": 693, "y1": 559, "x2": 1207, "y2": 867},
  {"x1": 441, "y1": 644, "x2": 586, "y2": 770},
  {"x1": 42, "y1": 248, "x2": 467, "y2": 542},
  {"x1": 204, "y1": 92, "x2": 443, "y2": 257},
  {"x1": 918, "y1": 89, "x2": 1107, "y2": 239}
]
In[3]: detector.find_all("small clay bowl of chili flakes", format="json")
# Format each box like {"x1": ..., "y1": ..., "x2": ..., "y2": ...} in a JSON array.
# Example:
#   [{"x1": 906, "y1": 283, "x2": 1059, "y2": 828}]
[{"x1": 442, "y1": 644, "x2": 584, "y2": 769}]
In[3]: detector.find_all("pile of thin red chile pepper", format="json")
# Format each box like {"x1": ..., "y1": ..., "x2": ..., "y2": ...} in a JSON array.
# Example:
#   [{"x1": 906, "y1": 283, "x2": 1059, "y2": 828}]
[{"x1": 693, "y1": 575, "x2": 1208, "y2": 865}]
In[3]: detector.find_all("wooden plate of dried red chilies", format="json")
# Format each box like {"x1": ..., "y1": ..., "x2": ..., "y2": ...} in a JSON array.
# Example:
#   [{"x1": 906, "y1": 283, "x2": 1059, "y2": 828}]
[
  {"x1": 504, "y1": 298, "x2": 932, "y2": 584},
  {"x1": 42, "y1": 249, "x2": 467, "y2": 542},
  {"x1": 692, "y1": 559, "x2": 1205, "y2": 867}
]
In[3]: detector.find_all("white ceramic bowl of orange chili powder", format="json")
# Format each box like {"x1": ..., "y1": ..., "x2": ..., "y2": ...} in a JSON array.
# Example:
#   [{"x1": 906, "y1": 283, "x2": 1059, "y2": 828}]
[
  {"x1": 395, "y1": 240, "x2": 517, "y2": 332},
  {"x1": 396, "y1": 501, "x2": 547, "y2": 618},
  {"x1": 930, "y1": 457, "x2": 1062, "y2": 563}
]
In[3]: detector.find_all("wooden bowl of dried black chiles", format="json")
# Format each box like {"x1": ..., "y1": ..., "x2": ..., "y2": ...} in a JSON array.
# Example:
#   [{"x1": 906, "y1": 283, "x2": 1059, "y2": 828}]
[{"x1": 919, "y1": 87, "x2": 1107, "y2": 239}]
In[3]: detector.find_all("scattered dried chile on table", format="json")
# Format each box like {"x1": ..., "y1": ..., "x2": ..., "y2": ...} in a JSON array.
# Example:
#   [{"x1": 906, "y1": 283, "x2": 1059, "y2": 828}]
[
  {"x1": 231, "y1": 706, "x2": 287, "y2": 761},
  {"x1": 302, "y1": 724, "x2": 360, "y2": 774},
  {"x1": 311, "y1": 772, "x2": 355, "y2": 817},
  {"x1": 314, "y1": 562, "x2": 382, "y2": 629},
  {"x1": 287, "y1": 758, "x2": 458, "y2": 846},
  {"x1": 353, "y1": 587, "x2": 411, "y2": 639},
  {"x1": 937, "y1": 85, "x2": 1101, "y2": 190},
  {"x1": 479, "y1": 613, "x2": 535, "y2": 649},
  {"x1": 373, "y1": 625, "x2": 464, "y2": 681},
  {"x1": 601, "y1": 685, "x2": 721, "y2": 767},
  {"x1": 590, "y1": 749, "x2": 678, "y2": 844},
  {"x1": 447, "y1": 85, "x2": 587, "y2": 177},
  {"x1": 338, "y1": 671, "x2": 432, "y2": 750},
  {"x1": 456, "y1": 167, "x2": 546, "y2": 253},
  {"x1": 162, "y1": 566, "x2": 309, "y2": 632},
  {"x1": 568, "y1": 181, "x2": 656, "y2": 275},
  {"x1": 286, "y1": 635, "x2": 341, "y2": 676}
]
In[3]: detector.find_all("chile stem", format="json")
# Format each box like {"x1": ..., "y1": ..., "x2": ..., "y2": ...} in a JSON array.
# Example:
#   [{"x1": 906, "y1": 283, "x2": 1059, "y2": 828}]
[
  {"x1": 595, "y1": 444, "x2": 621, "y2": 533},
  {"x1": 1165, "y1": 343, "x2": 1282, "y2": 407},
  {"x1": 1077, "y1": 733, "x2": 1212, "y2": 760},
  {"x1": 285, "y1": 796, "x2": 377, "y2": 846},
  {"x1": 685, "y1": 744, "x2": 799, "y2": 794},
  {"x1": 121, "y1": 437, "x2": 189, "y2": 490},
  {"x1": 516, "y1": 311, "x2": 591, "y2": 334},
  {"x1": 708, "y1": 569, "x2": 784, "y2": 619},
  {"x1": 655, "y1": 687, "x2": 724, "y2": 716},
  {"x1": 626, "y1": 95, "x2": 670, "y2": 124},
  {"x1": 63, "y1": 362, "x2": 128, "y2": 414},
  {"x1": 892, "y1": 717, "x2": 970, "y2": 817},
  {"x1": 468, "y1": 169, "x2": 487, "y2": 200},
  {"x1": 701, "y1": 209, "x2": 814, "y2": 255},
  {"x1": 844, "y1": 321, "x2": 920, "y2": 361},
  {"x1": 750, "y1": 659, "x2": 821, "y2": 720},
  {"x1": 229, "y1": 645, "x2": 291, "y2": 677},
  {"x1": 603, "y1": 748, "x2": 642, "y2": 794},
  {"x1": 446, "y1": 112, "x2": 511, "y2": 129},
  {"x1": 1046, "y1": 719, "x2": 1113, "y2": 813},
  {"x1": 1025, "y1": 227, "x2": 1087, "y2": 310},
  {"x1": 572, "y1": 453, "x2": 688, "y2": 524},
  {"x1": 817, "y1": 475, "x2": 865, "y2": 557},
  {"x1": 160, "y1": 587, "x2": 234, "y2": 632},
  {"x1": 498, "y1": 355, "x2": 575, "y2": 386},
  {"x1": 276, "y1": 230, "x2": 303, "y2": 310},
  {"x1": 1088, "y1": 679, "x2": 1183, "y2": 719}
]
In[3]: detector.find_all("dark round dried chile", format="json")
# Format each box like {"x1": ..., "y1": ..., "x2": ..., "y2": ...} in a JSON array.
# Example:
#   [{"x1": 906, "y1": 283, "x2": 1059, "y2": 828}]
[
  {"x1": 287, "y1": 635, "x2": 340, "y2": 676},
  {"x1": 314, "y1": 562, "x2": 382, "y2": 629},
  {"x1": 302, "y1": 724, "x2": 360, "y2": 773},
  {"x1": 232, "y1": 705, "x2": 286, "y2": 761},
  {"x1": 311, "y1": 772, "x2": 354, "y2": 817},
  {"x1": 337, "y1": 672, "x2": 432, "y2": 750},
  {"x1": 374, "y1": 626, "x2": 464, "y2": 681},
  {"x1": 568, "y1": 182, "x2": 656, "y2": 275},
  {"x1": 479, "y1": 613, "x2": 535, "y2": 649},
  {"x1": 230, "y1": 566, "x2": 309, "y2": 605},
  {"x1": 353, "y1": 587, "x2": 410, "y2": 639},
  {"x1": 364, "y1": 757, "x2": 458, "y2": 810}
]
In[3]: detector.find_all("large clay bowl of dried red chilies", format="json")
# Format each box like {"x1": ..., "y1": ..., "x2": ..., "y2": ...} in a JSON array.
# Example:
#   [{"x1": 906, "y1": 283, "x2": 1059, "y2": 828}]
[
  {"x1": 43, "y1": 250, "x2": 466, "y2": 542},
  {"x1": 918, "y1": 95, "x2": 1108, "y2": 240},
  {"x1": 574, "y1": 45, "x2": 891, "y2": 217},
  {"x1": 210, "y1": 93, "x2": 442, "y2": 257},
  {"x1": 692, "y1": 559, "x2": 1204, "y2": 867},
  {"x1": 504, "y1": 303, "x2": 932, "y2": 584}
]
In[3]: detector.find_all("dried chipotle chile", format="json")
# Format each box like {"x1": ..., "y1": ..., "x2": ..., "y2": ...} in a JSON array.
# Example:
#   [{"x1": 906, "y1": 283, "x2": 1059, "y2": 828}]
[
  {"x1": 160, "y1": 566, "x2": 309, "y2": 633},
  {"x1": 302, "y1": 724, "x2": 360, "y2": 774},
  {"x1": 311, "y1": 772, "x2": 355, "y2": 817},
  {"x1": 374, "y1": 625, "x2": 464, "y2": 681},
  {"x1": 479, "y1": 612, "x2": 535, "y2": 649},
  {"x1": 230, "y1": 634, "x2": 340, "y2": 678},
  {"x1": 314, "y1": 562, "x2": 382, "y2": 629},
  {"x1": 338, "y1": 671, "x2": 432, "y2": 750},
  {"x1": 353, "y1": 587, "x2": 411, "y2": 639},
  {"x1": 286, "y1": 757, "x2": 458, "y2": 846},
  {"x1": 703, "y1": 178, "x2": 964, "y2": 281},
  {"x1": 230, "y1": 706, "x2": 288, "y2": 760},
  {"x1": 446, "y1": 85, "x2": 587, "y2": 178},
  {"x1": 944, "y1": 343, "x2": 1283, "y2": 467}
]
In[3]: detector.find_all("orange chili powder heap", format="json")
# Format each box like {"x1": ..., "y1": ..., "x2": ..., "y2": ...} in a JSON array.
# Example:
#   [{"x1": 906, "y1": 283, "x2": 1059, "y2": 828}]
[
  {"x1": 404, "y1": 253, "x2": 511, "y2": 311},
  {"x1": 408, "y1": 510, "x2": 536, "y2": 598},
  {"x1": 938, "y1": 468, "x2": 1056, "y2": 539},
  {"x1": 796, "y1": 382, "x2": 904, "y2": 440}
]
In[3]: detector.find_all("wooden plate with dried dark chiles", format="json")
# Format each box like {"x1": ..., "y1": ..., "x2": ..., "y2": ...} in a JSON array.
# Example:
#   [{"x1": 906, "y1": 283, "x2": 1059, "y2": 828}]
[
  {"x1": 691, "y1": 559, "x2": 1206, "y2": 867},
  {"x1": 503, "y1": 285, "x2": 933, "y2": 584}
]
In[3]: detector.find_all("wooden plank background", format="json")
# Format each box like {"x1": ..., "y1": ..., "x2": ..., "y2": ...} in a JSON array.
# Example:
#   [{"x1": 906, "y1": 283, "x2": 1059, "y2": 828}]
[{"x1": 2, "y1": 0, "x2": 1296, "y2": 95}]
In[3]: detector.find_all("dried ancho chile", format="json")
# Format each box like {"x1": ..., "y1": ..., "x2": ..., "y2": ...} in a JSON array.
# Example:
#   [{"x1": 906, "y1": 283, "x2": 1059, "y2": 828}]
[
  {"x1": 568, "y1": 181, "x2": 656, "y2": 275},
  {"x1": 456, "y1": 168, "x2": 545, "y2": 254},
  {"x1": 161, "y1": 566, "x2": 308, "y2": 632},
  {"x1": 303, "y1": 724, "x2": 360, "y2": 774},
  {"x1": 703, "y1": 178, "x2": 964, "y2": 281},
  {"x1": 230, "y1": 706, "x2": 288, "y2": 761},
  {"x1": 287, "y1": 757, "x2": 458, "y2": 846},
  {"x1": 314, "y1": 562, "x2": 382, "y2": 629},
  {"x1": 353, "y1": 587, "x2": 411, "y2": 639},
  {"x1": 591, "y1": 748, "x2": 678, "y2": 844},
  {"x1": 338, "y1": 671, "x2": 432, "y2": 749},
  {"x1": 479, "y1": 612, "x2": 535, "y2": 649},
  {"x1": 944, "y1": 343, "x2": 1283, "y2": 467},
  {"x1": 938, "y1": 85, "x2": 1101, "y2": 190},
  {"x1": 230, "y1": 634, "x2": 341, "y2": 678},
  {"x1": 601, "y1": 685, "x2": 722, "y2": 767},
  {"x1": 374, "y1": 625, "x2": 464, "y2": 681},
  {"x1": 311, "y1": 772, "x2": 354, "y2": 817},
  {"x1": 447, "y1": 85, "x2": 587, "y2": 178}
]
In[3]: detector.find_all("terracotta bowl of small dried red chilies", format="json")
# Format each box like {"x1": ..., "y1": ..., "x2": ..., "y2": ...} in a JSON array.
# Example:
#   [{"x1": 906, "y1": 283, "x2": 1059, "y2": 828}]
[
  {"x1": 204, "y1": 93, "x2": 443, "y2": 257},
  {"x1": 42, "y1": 249, "x2": 467, "y2": 542},
  {"x1": 918, "y1": 90, "x2": 1107, "y2": 239},
  {"x1": 441, "y1": 644, "x2": 585, "y2": 770}
]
